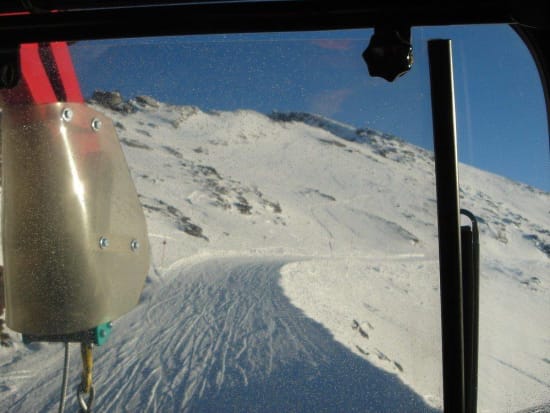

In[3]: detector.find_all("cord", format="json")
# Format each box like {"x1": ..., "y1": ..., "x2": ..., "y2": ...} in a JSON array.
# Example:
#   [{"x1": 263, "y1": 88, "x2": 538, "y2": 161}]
[{"x1": 58, "y1": 342, "x2": 70, "y2": 413}]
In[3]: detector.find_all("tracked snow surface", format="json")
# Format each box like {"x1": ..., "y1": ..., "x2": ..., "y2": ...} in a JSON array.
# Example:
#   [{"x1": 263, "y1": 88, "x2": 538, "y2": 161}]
[{"x1": 0, "y1": 95, "x2": 548, "y2": 412}]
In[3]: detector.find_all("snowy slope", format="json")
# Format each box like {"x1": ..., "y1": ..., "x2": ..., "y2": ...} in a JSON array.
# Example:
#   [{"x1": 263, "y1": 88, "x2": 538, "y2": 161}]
[{"x1": 0, "y1": 94, "x2": 548, "y2": 412}]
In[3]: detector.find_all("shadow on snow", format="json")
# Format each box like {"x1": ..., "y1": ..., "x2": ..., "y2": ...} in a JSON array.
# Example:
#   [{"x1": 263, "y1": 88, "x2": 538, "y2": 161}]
[{"x1": 97, "y1": 258, "x2": 440, "y2": 413}]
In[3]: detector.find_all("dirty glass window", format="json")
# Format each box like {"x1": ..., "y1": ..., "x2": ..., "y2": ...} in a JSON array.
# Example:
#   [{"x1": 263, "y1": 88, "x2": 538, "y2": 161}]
[
  {"x1": 0, "y1": 30, "x2": 443, "y2": 412},
  {"x1": 0, "y1": 24, "x2": 547, "y2": 413}
]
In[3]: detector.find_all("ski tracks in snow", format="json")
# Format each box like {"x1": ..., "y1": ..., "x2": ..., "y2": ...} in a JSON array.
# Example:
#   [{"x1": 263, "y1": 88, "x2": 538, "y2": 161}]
[
  {"x1": 92, "y1": 257, "x2": 437, "y2": 412},
  {"x1": 97, "y1": 258, "x2": 302, "y2": 412},
  {"x1": 1, "y1": 256, "x2": 439, "y2": 412}
]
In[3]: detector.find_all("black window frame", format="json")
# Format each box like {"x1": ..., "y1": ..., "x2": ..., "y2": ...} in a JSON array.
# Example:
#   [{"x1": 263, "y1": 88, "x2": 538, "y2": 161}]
[{"x1": 1, "y1": 2, "x2": 549, "y2": 412}]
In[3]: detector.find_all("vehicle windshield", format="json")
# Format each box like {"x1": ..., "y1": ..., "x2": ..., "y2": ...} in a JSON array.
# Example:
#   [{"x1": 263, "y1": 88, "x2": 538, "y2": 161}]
[{"x1": 0, "y1": 24, "x2": 548, "y2": 413}]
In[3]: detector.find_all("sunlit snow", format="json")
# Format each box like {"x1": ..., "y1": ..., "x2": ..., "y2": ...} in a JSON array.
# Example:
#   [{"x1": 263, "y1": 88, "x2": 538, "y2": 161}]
[{"x1": 1, "y1": 95, "x2": 548, "y2": 412}]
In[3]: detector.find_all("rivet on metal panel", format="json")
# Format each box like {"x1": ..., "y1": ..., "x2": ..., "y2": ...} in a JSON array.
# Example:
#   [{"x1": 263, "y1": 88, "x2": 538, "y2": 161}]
[
  {"x1": 130, "y1": 239, "x2": 140, "y2": 252},
  {"x1": 91, "y1": 118, "x2": 102, "y2": 131},
  {"x1": 99, "y1": 237, "x2": 109, "y2": 249},
  {"x1": 61, "y1": 108, "x2": 73, "y2": 122}
]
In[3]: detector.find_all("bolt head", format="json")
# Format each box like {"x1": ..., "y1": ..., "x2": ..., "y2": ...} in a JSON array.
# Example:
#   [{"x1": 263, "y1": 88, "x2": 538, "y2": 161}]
[
  {"x1": 130, "y1": 239, "x2": 140, "y2": 251},
  {"x1": 91, "y1": 118, "x2": 103, "y2": 131},
  {"x1": 62, "y1": 108, "x2": 74, "y2": 122},
  {"x1": 99, "y1": 237, "x2": 110, "y2": 249}
]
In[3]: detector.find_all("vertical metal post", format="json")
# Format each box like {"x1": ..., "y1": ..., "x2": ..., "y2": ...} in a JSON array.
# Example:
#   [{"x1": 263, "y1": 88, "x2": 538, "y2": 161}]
[
  {"x1": 461, "y1": 227, "x2": 474, "y2": 413},
  {"x1": 428, "y1": 39, "x2": 465, "y2": 413},
  {"x1": 461, "y1": 210, "x2": 480, "y2": 413}
]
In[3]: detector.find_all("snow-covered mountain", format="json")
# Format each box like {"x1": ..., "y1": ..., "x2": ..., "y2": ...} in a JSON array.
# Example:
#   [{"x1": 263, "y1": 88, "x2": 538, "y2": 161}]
[{"x1": 0, "y1": 93, "x2": 548, "y2": 412}]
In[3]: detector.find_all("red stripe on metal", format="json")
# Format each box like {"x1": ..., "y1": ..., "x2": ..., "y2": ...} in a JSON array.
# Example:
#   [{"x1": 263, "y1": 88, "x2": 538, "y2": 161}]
[
  {"x1": 0, "y1": 11, "x2": 30, "y2": 16},
  {"x1": 48, "y1": 42, "x2": 84, "y2": 102},
  {"x1": 20, "y1": 43, "x2": 58, "y2": 103}
]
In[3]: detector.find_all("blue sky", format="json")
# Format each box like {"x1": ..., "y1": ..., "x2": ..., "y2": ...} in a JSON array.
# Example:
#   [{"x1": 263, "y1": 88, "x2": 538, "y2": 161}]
[{"x1": 71, "y1": 25, "x2": 549, "y2": 191}]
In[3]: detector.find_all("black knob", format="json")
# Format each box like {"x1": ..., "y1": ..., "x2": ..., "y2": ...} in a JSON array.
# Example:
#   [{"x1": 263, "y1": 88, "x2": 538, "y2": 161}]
[{"x1": 363, "y1": 27, "x2": 413, "y2": 82}]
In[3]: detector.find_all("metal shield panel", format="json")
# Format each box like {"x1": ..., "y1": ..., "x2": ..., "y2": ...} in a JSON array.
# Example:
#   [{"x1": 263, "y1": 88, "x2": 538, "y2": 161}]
[{"x1": 2, "y1": 103, "x2": 149, "y2": 335}]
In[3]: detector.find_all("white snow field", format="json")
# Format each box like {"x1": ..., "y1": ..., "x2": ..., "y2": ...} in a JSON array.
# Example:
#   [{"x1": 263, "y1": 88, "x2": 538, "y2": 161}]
[{"x1": 0, "y1": 95, "x2": 548, "y2": 412}]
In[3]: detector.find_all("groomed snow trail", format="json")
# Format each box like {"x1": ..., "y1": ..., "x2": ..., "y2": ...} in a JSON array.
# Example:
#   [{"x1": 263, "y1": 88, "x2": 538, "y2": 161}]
[
  {"x1": 108, "y1": 257, "x2": 440, "y2": 412},
  {"x1": 1, "y1": 257, "x2": 439, "y2": 412}
]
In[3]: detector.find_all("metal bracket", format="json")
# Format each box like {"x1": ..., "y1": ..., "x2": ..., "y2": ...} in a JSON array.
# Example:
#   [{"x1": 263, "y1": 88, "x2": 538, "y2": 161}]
[
  {"x1": 23, "y1": 321, "x2": 113, "y2": 346},
  {"x1": 2, "y1": 103, "x2": 150, "y2": 336}
]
